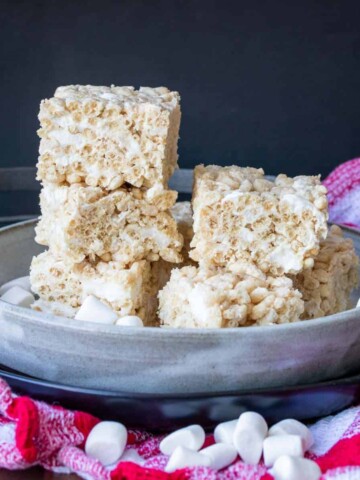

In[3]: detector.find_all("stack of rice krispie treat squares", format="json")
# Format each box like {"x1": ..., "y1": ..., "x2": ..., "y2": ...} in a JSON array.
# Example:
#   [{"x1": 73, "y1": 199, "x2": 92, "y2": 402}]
[
  {"x1": 159, "y1": 165, "x2": 358, "y2": 328},
  {"x1": 30, "y1": 85, "x2": 184, "y2": 326}
]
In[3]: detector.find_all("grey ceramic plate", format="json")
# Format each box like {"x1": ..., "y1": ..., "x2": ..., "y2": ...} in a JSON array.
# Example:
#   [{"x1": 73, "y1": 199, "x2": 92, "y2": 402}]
[{"x1": 0, "y1": 220, "x2": 360, "y2": 395}]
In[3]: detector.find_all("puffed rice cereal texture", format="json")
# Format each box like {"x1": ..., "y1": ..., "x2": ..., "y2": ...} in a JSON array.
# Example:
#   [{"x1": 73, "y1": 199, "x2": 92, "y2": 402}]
[
  {"x1": 37, "y1": 85, "x2": 181, "y2": 190},
  {"x1": 190, "y1": 165, "x2": 328, "y2": 275},
  {"x1": 30, "y1": 250, "x2": 166, "y2": 326},
  {"x1": 158, "y1": 265, "x2": 304, "y2": 328},
  {"x1": 292, "y1": 225, "x2": 359, "y2": 319},
  {"x1": 35, "y1": 183, "x2": 183, "y2": 265}
]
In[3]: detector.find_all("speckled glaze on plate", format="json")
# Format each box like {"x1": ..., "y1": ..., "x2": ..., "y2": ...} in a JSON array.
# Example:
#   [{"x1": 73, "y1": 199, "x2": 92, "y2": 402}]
[{"x1": 0, "y1": 220, "x2": 360, "y2": 394}]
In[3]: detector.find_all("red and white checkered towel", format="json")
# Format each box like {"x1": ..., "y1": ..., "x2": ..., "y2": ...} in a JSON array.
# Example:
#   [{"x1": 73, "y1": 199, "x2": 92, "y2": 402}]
[
  {"x1": 1, "y1": 158, "x2": 360, "y2": 479},
  {"x1": 0, "y1": 377, "x2": 360, "y2": 479}
]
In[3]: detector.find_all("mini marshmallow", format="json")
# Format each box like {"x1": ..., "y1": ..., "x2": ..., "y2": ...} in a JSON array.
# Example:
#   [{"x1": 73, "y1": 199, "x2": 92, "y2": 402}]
[
  {"x1": 233, "y1": 412, "x2": 268, "y2": 465},
  {"x1": 0, "y1": 286, "x2": 35, "y2": 308},
  {"x1": 115, "y1": 315, "x2": 144, "y2": 327},
  {"x1": 0, "y1": 276, "x2": 31, "y2": 296},
  {"x1": 160, "y1": 425, "x2": 205, "y2": 455},
  {"x1": 356, "y1": 297, "x2": 360, "y2": 308},
  {"x1": 75, "y1": 295, "x2": 117, "y2": 324},
  {"x1": 85, "y1": 421, "x2": 127, "y2": 465},
  {"x1": 165, "y1": 446, "x2": 211, "y2": 473},
  {"x1": 268, "y1": 419, "x2": 314, "y2": 451},
  {"x1": 263, "y1": 434, "x2": 304, "y2": 467},
  {"x1": 233, "y1": 428, "x2": 264, "y2": 465},
  {"x1": 270, "y1": 455, "x2": 321, "y2": 480},
  {"x1": 236, "y1": 412, "x2": 268, "y2": 437},
  {"x1": 118, "y1": 448, "x2": 144, "y2": 465},
  {"x1": 200, "y1": 443, "x2": 237, "y2": 470},
  {"x1": 214, "y1": 419, "x2": 238, "y2": 445}
]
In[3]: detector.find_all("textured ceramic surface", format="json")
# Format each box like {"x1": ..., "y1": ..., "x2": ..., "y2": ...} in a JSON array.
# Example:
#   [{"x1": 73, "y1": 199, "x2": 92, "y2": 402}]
[{"x1": 0, "y1": 220, "x2": 360, "y2": 394}]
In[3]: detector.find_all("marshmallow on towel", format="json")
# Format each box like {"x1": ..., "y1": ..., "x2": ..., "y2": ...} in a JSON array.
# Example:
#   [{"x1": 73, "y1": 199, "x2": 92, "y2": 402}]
[
  {"x1": 233, "y1": 412, "x2": 268, "y2": 465},
  {"x1": 165, "y1": 446, "x2": 211, "y2": 473},
  {"x1": 263, "y1": 434, "x2": 304, "y2": 467},
  {"x1": 160, "y1": 425, "x2": 205, "y2": 455},
  {"x1": 85, "y1": 421, "x2": 127, "y2": 466},
  {"x1": 270, "y1": 455, "x2": 321, "y2": 480},
  {"x1": 214, "y1": 419, "x2": 238, "y2": 445},
  {"x1": 268, "y1": 418, "x2": 313, "y2": 451},
  {"x1": 200, "y1": 443, "x2": 237, "y2": 470}
]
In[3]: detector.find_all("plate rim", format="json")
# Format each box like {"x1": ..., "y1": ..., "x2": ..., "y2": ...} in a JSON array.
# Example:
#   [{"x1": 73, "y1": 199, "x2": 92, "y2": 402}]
[{"x1": 1, "y1": 362, "x2": 360, "y2": 399}]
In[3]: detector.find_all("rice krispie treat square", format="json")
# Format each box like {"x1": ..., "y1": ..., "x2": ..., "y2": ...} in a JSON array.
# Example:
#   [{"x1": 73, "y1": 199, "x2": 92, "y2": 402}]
[
  {"x1": 190, "y1": 165, "x2": 328, "y2": 275},
  {"x1": 30, "y1": 251, "x2": 164, "y2": 325},
  {"x1": 35, "y1": 183, "x2": 183, "y2": 264},
  {"x1": 292, "y1": 225, "x2": 359, "y2": 319},
  {"x1": 37, "y1": 85, "x2": 181, "y2": 190},
  {"x1": 158, "y1": 265, "x2": 304, "y2": 328}
]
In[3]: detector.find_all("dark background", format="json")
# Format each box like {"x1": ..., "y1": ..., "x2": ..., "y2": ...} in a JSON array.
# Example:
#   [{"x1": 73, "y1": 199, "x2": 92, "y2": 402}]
[{"x1": 1, "y1": 0, "x2": 360, "y2": 178}]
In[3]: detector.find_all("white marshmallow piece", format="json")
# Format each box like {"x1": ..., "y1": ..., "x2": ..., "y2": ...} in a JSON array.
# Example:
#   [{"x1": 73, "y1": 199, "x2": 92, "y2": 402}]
[
  {"x1": 0, "y1": 286, "x2": 35, "y2": 308},
  {"x1": 115, "y1": 315, "x2": 144, "y2": 327},
  {"x1": 233, "y1": 429, "x2": 264, "y2": 465},
  {"x1": 75, "y1": 295, "x2": 117, "y2": 324},
  {"x1": 236, "y1": 412, "x2": 268, "y2": 437},
  {"x1": 270, "y1": 455, "x2": 321, "y2": 480},
  {"x1": 200, "y1": 443, "x2": 237, "y2": 470},
  {"x1": 160, "y1": 425, "x2": 205, "y2": 455},
  {"x1": 233, "y1": 412, "x2": 268, "y2": 465},
  {"x1": 214, "y1": 419, "x2": 238, "y2": 445},
  {"x1": 263, "y1": 434, "x2": 304, "y2": 467},
  {"x1": 269, "y1": 419, "x2": 314, "y2": 451},
  {"x1": 118, "y1": 448, "x2": 144, "y2": 465},
  {"x1": 85, "y1": 421, "x2": 127, "y2": 465},
  {"x1": 165, "y1": 446, "x2": 211, "y2": 473},
  {"x1": 356, "y1": 297, "x2": 360, "y2": 308},
  {"x1": 0, "y1": 276, "x2": 31, "y2": 296}
]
